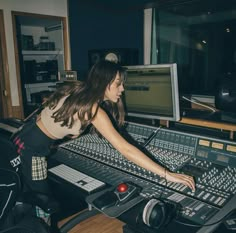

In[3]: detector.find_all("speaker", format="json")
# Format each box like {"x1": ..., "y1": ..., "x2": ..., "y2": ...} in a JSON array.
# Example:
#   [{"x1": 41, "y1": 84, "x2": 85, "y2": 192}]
[
  {"x1": 24, "y1": 60, "x2": 36, "y2": 83},
  {"x1": 88, "y1": 48, "x2": 139, "y2": 67},
  {"x1": 141, "y1": 199, "x2": 178, "y2": 230}
]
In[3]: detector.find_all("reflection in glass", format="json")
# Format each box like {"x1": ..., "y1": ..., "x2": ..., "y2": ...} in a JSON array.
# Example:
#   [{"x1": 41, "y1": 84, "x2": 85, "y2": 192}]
[{"x1": 151, "y1": 1, "x2": 236, "y2": 96}]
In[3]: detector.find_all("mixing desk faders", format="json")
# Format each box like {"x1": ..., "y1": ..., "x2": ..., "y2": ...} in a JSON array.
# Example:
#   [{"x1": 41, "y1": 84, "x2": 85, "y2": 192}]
[{"x1": 49, "y1": 121, "x2": 236, "y2": 233}]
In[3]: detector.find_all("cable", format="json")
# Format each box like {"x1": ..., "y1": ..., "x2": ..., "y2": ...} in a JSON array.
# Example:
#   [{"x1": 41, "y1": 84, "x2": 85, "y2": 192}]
[
  {"x1": 52, "y1": 48, "x2": 62, "y2": 60},
  {"x1": 182, "y1": 96, "x2": 217, "y2": 113},
  {"x1": 143, "y1": 126, "x2": 161, "y2": 147},
  {"x1": 174, "y1": 208, "x2": 236, "y2": 228}
]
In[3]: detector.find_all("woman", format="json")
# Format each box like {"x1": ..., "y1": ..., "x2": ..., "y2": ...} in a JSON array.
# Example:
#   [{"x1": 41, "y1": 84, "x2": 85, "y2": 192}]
[{"x1": 13, "y1": 60, "x2": 195, "y2": 196}]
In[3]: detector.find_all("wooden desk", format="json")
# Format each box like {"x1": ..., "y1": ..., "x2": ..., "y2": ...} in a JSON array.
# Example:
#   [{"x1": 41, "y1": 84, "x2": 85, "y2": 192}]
[
  {"x1": 161, "y1": 117, "x2": 236, "y2": 140},
  {"x1": 180, "y1": 117, "x2": 236, "y2": 140}
]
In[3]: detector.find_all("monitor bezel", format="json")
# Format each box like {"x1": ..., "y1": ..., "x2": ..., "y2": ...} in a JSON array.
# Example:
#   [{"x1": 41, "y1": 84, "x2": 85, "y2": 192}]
[{"x1": 123, "y1": 63, "x2": 180, "y2": 122}]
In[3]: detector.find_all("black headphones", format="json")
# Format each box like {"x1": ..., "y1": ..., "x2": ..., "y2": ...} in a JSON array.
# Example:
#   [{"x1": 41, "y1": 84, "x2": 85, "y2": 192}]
[{"x1": 141, "y1": 198, "x2": 179, "y2": 230}]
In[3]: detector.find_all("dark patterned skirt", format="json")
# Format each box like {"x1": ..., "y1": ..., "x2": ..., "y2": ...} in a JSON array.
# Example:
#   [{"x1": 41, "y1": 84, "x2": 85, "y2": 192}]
[{"x1": 12, "y1": 119, "x2": 55, "y2": 194}]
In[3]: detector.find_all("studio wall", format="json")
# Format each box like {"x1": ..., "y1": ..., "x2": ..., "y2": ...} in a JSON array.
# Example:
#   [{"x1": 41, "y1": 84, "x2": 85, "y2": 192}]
[{"x1": 68, "y1": 0, "x2": 144, "y2": 79}]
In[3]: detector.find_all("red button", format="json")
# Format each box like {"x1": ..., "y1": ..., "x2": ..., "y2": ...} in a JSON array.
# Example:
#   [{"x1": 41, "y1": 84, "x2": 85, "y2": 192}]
[{"x1": 117, "y1": 183, "x2": 128, "y2": 193}]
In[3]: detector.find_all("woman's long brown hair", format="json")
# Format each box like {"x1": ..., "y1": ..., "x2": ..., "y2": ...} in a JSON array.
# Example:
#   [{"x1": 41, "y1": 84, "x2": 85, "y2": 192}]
[{"x1": 44, "y1": 60, "x2": 126, "y2": 131}]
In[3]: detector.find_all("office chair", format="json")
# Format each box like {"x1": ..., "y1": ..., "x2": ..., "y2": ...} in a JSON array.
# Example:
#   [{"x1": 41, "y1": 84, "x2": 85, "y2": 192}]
[
  {"x1": 0, "y1": 134, "x2": 59, "y2": 233},
  {"x1": 0, "y1": 167, "x2": 52, "y2": 233}
]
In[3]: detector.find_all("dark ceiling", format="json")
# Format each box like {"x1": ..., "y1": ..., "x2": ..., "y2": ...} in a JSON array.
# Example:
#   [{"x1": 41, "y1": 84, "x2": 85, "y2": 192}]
[
  {"x1": 155, "y1": 0, "x2": 236, "y2": 16},
  {"x1": 79, "y1": 0, "x2": 236, "y2": 16},
  {"x1": 18, "y1": 0, "x2": 236, "y2": 27}
]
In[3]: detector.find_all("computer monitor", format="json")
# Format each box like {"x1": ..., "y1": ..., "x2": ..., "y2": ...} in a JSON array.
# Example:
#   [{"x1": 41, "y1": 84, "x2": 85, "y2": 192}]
[{"x1": 123, "y1": 63, "x2": 180, "y2": 122}]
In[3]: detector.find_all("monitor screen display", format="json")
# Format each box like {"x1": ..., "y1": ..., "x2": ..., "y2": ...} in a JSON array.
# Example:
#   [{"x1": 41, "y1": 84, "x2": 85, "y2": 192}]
[{"x1": 123, "y1": 63, "x2": 180, "y2": 122}]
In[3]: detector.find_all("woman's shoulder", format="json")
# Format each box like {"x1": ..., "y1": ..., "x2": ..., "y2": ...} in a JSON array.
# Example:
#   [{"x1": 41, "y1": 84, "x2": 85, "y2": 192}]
[{"x1": 92, "y1": 102, "x2": 99, "y2": 111}]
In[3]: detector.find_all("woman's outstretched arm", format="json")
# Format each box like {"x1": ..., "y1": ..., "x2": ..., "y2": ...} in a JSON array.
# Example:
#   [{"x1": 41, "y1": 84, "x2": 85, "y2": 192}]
[{"x1": 91, "y1": 107, "x2": 195, "y2": 191}]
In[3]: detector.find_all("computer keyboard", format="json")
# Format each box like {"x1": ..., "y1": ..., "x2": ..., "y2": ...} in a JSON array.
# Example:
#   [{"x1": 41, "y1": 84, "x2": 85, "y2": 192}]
[{"x1": 48, "y1": 164, "x2": 106, "y2": 193}]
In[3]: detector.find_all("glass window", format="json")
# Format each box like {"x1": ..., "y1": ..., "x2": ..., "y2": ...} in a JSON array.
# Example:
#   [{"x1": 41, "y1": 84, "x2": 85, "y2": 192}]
[{"x1": 149, "y1": 1, "x2": 236, "y2": 96}]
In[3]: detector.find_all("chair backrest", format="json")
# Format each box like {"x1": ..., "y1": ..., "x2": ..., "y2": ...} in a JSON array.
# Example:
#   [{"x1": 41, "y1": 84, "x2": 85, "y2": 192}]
[
  {"x1": 0, "y1": 128, "x2": 52, "y2": 233},
  {"x1": 0, "y1": 216, "x2": 50, "y2": 233},
  {"x1": 0, "y1": 168, "x2": 21, "y2": 228},
  {"x1": 0, "y1": 136, "x2": 21, "y2": 173},
  {"x1": 0, "y1": 160, "x2": 51, "y2": 233},
  {"x1": 0, "y1": 226, "x2": 35, "y2": 233}
]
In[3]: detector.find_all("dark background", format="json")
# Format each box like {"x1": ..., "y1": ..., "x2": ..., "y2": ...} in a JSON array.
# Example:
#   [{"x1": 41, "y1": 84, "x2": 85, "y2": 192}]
[{"x1": 68, "y1": 0, "x2": 236, "y2": 100}]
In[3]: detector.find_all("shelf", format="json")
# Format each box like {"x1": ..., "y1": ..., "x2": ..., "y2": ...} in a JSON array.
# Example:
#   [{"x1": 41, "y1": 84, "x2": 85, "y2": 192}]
[{"x1": 22, "y1": 50, "x2": 63, "y2": 55}]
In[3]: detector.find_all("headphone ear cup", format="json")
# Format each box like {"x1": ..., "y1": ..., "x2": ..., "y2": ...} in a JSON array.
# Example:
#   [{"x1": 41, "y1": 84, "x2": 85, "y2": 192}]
[{"x1": 142, "y1": 199, "x2": 166, "y2": 229}]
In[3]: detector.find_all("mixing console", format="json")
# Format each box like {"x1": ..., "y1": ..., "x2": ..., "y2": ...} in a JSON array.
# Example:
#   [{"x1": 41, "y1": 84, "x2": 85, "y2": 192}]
[{"x1": 49, "y1": 121, "x2": 236, "y2": 233}]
